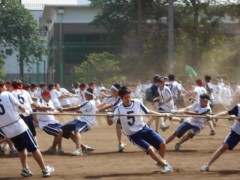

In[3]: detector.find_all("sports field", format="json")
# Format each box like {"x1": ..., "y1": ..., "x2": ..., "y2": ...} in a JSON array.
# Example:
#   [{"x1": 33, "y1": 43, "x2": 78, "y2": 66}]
[{"x1": 0, "y1": 115, "x2": 239, "y2": 180}]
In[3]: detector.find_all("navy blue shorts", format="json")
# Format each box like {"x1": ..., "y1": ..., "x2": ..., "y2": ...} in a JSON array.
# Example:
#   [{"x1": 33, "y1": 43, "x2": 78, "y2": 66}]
[
  {"x1": 127, "y1": 125, "x2": 165, "y2": 152},
  {"x1": 224, "y1": 130, "x2": 240, "y2": 150},
  {"x1": 61, "y1": 119, "x2": 89, "y2": 139},
  {"x1": 176, "y1": 122, "x2": 200, "y2": 138},
  {"x1": 20, "y1": 114, "x2": 36, "y2": 136},
  {"x1": 0, "y1": 129, "x2": 5, "y2": 138},
  {"x1": 43, "y1": 123, "x2": 62, "y2": 136},
  {"x1": 11, "y1": 129, "x2": 38, "y2": 152}
]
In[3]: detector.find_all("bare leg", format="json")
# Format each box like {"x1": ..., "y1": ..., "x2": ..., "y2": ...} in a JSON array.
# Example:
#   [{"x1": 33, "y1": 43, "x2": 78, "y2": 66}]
[
  {"x1": 116, "y1": 124, "x2": 122, "y2": 144},
  {"x1": 159, "y1": 143, "x2": 166, "y2": 158},
  {"x1": 165, "y1": 132, "x2": 177, "y2": 144},
  {"x1": 19, "y1": 149, "x2": 28, "y2": 168},
  {"x1": 148, "y1": 146, "x2": 167, "y2": 167},
  {"x1": 74, "y1": 131, "x2": 81, "y2": 149},
  {"x1": 32, "y1": 149, "x2": 46, "y2": 170},
  {"x1": 177, "y1": 130, "x2": 194, "y2": 145},
  {"x1": 207, "y1": 144, "x2": 229, "y2": 167}
]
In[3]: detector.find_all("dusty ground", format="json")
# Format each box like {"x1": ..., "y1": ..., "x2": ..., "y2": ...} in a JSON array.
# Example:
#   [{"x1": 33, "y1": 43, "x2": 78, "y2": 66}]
[{"x1": 0, "y1": 115, "x2": 240, "y2": 180}]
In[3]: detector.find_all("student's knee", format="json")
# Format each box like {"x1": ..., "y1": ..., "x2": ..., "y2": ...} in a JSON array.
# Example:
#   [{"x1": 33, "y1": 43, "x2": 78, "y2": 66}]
[
  {"x1": 58, "y1": 129, "x2": 63, "y2": 135},
  {"x1": 159, "y1": 142, "x2": 166, "y2": 150},
  {"x1": 187, "y1": 130, "x2": 195, "y2": 138},
  {"x1": 221, "y1": 144, "x2": 229, "y2": 151},
  {"x1": 147, "y1": 146, "x2": 155, "y2": 154}
]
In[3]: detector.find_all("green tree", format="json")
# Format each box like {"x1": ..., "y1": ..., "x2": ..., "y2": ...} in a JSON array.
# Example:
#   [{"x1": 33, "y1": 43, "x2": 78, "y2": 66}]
[
  {"x1": 0, "y1": 0, "x2": 48, "y2": 81},
  {"x1": 74, "y1": 52, "x2": 126, "y2": 83}
]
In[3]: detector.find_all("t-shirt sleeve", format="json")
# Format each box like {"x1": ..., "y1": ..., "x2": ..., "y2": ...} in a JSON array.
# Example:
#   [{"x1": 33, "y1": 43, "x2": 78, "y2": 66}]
[
  {"x1": 228, "y1": 105, "x2": 238, "y2": 116},
  {"x1": 8, "y1": 93, "x2": 21, "y2": 107},
  {"x1": 112, "y1": 107, "x2": 120, "y2": 123}
]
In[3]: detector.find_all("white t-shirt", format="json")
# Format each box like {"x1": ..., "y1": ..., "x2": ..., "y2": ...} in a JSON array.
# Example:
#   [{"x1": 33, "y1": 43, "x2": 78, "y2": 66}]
[
  {"x1": 186, "y1": 102, "x2": 211, "y2": 129},
  {"x1": 212, "y1": 84, "x2": 223, "y2": 104},
  {"x1": 29, "y1": 89, "x2": 38, "y2": 100},
  {"x1": 104, "y1": 96, "x2": 121, "y2": 109},
  {"x1": 221, "y1": 85, "x2": 232, "y2": 106},
  {"x1": 50, "y1": 89, "x2": 62, "y2": 109},
  {"x1": 0, "y1": 91, "x2": 28, "y2": 138},
  {"x1": 78, "y1": 89, "x2": 86, "y2": 104},
  {"x1": 112, "y1": 99, "x2": 149, "y2": 136},
  {"x1": 77, "y1": 100, "x2": 96, "y2": 127},
  {"x1": 228, "y1": 104, "x2": 240, "y2": 135},
  {"x1": 166, "y1": 81, "x2": 181, "y2": 98},
  {"x1": 205, "y1": 82, "x2": 214, "y2": 101},
  {"x1": 58, "y1": 88, "x2": 71, "y2": 107},
  {"x1": 157, "y1": 86, "x2": 174, "y2": 112},
  {"x1": 193, "y1": 86, "x2": 207, "y2": 103},
  {"x1": 36, "y1": 98, "x2": 60, "y2": 129},
  {"x1": 12, "y1": 89, "x2": 33, "y2": 113}
]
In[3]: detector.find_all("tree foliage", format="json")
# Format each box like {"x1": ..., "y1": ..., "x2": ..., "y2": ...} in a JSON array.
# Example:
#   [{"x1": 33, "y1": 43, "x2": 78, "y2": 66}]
[
  {"x1": 74, "y1": 52, "x2": 126, "y2": 83},
  {"x1": 0, "y1": 0, "x2": 48, "y2": 80},
  {"x1": 90, "y1": 0, "x2": 240, "y2": 81}
]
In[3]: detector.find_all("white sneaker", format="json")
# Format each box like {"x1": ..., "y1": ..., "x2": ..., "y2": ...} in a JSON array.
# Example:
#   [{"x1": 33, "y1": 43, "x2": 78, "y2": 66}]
[
  {"x1": 71, "y1": 149, "x2": 83, "y2": 156},
  {"x1": 160, "y1": 125, "x2": 170, "y2": 132},
  {"x1": 2, "y1": 142, "x2": 9, "y2": 152},
  {"x1": 42, "y1": 165, "x2": 54, "y2": 177},
  {"x1": 118, "y1": 143, "x2": 126, "y2": 152},
  {"x1": 57, "y1": 147, "x2": 65, "y2": 154},
  {"x1": 161, "y1": 164, "x2": 173, "y2": 174},
  {"x1": 82, "y1": 145, "x2": 94, "y2": 153},
  {"x1": 200, "y1": 164, "x2": 209, "y2": 172}
]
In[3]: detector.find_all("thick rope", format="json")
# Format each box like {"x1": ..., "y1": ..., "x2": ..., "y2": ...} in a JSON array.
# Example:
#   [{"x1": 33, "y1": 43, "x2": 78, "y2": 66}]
[{"x1": 30, "y1": 111, "x2": 235, "y2": 120}]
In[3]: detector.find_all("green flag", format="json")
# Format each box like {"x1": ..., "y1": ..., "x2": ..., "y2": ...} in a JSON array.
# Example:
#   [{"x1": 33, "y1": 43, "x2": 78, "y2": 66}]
[{"x1": 185, "y1": 65, "x2": 198, "y2": 77}]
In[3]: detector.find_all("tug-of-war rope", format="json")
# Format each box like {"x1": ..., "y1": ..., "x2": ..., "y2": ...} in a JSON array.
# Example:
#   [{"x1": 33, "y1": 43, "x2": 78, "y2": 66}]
[{"x1": 31, "y1": 111, "x2": 237, "y2": 120}]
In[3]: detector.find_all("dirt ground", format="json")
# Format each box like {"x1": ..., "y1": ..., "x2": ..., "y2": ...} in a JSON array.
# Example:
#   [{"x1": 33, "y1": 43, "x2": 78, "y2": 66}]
[{"x1": 1, "y1": 115, "x2": 240, "y2": 180}]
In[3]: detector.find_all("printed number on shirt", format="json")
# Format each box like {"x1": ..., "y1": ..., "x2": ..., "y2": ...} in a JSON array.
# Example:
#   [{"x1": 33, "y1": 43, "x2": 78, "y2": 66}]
[
  {"x1": 127, "y1": 111, "x2": 135, "y2": 126},
  {"x1": 18, "y1": 94, "x2": 24, "y2": 104},
  {"x1": 0, "y1": 104, "x2": 5, "y2": 115}
]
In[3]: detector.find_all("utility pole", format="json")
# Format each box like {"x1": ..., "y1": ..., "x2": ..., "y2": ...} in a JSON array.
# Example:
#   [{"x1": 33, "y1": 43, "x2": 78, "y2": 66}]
[{"x1": 168, "y1": 0, "x2": 174, "y2": 73}]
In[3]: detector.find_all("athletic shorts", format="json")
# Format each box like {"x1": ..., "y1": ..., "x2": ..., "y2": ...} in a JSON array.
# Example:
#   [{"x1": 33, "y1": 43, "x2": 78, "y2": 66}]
[
  {"x1": 127, "y1": 125, "x2": 165, "y2": 152},
  {"x1": 20, "y1": 114, "x2": 36, "y2": 136},
  {"x1": 176, "y1": 122, "x2": 200, "y2": 138},
  {"x1": 0, "y1": 129, "x2": 5, "y2": 138},
  {"x1": 224, "y1": 130, "x2": 240, "y2": 150},
  {"x1": 11, "y1": 129, "x2": 38, "y2": 152},
  {"x1": 61, "y1": 119, "x2": 89, "y2": 139},
  {"x1": 43, "y1": 123, "x2": 62, "y2": 136}
]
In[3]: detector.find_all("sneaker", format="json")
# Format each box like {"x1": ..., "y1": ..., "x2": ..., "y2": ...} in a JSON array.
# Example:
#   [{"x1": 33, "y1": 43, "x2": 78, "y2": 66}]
[
  {"x1": 200, "y1": 164, "x2": 209, "y2": 172},
  {"x1": 175, "y1": 143, "x2": 181, "y2": 151},
  {"x1": 11, "y1": 148, "x2": 19, "y2": 156},
  {"x1": 71, "y1": 148, "x2": 83, "y2": 156},
  {"x1": 57, "y1": 147, "x2": 65, "y2": 154},
  {"x1": 2, "y1": 142, "x2": 9, "y2": 152},
  {"x1": 42, "y1": 165, "x2": 54, "y2": 177},
  {"x1": 209, "y1": 130, "x2": 216, "y2": 136},
  {"x1": 161, "y1": 164, "x2": 173, "y2": 174},
  {"x1": 160, "y1": 125, "x2": 170, "y2": 132},
  {"x1": 82, "y1": 145, "x2": 94, "y2": 153},
  {"x1": 43, "y1": 147, "x2": 56, "y2": 154},
  {"x1": 118, "y1": 143, "x2": 126, "y2": 152},
  {"x1": 20, "y1": 168, "x2": 33, "y2": 177}
]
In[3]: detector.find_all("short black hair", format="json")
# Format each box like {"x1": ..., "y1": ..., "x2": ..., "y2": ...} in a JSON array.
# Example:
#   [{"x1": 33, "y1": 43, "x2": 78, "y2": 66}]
[
  {"x1": 205, "y1": 75, "x2": 211, "y2": 82},
  {"x1": 119, "y1": 86, "x2": 132, "y2": 98},
  {"x1": 168, "y1": 74, "x2": 175, "y2": 81},
  {"x1": 200, "y1": 93, "x2": 210, "y2": 101},
  {"x1": 156, "y1": 77, "x2": 165, "y2": 83}
]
